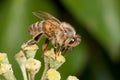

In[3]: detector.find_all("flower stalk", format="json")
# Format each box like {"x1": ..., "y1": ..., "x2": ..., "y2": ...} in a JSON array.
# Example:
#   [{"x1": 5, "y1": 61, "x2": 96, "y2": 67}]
[
  {"x1": 41, "y1": 56, "x2": 50, "y2": 80},
  {"x1": 15, "y1": 51, "x2": 27, "y2": 80}
]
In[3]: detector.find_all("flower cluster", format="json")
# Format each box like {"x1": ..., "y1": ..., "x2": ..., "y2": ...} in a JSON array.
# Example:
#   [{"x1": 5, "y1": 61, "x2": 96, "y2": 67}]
[
  {"x1": 0, "y1": 53, "x2": 16, "y2": 80},
  {"x1": 0, "y1": 43, "x2": 79, "y2": 80},
  {"x1": 40, "y1": 48, "x2": 65, "y2": 80},
  {"x1": 15, "y1": 42, "x2": 41, "y2": 80},
  {"x1": 0, "y1": 41, "x2": 79, "y2": 80}
]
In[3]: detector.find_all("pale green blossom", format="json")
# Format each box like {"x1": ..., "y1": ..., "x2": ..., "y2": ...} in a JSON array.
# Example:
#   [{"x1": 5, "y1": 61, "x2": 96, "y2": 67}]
[
  {"x1": 0, "y1": 64, "x2": 12, "y2": 75},
  {"x1": 46, "y1": 68, "x2": 61, "y2": 80},
  {"x1": 67, "y1": 76, "x2": 79, "y2": 80},
  {"x1": 25, "y1": 58, "x2": 41, "y2": 73}
]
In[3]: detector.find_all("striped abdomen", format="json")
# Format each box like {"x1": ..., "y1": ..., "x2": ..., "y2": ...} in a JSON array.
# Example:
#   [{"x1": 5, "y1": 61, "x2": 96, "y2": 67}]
[
  {"x1": 29, "y1": 20, "x2": 60, "y2": 38},
  {"x1": 29, "y1": 21, "x2": 43, "y2": 36}
]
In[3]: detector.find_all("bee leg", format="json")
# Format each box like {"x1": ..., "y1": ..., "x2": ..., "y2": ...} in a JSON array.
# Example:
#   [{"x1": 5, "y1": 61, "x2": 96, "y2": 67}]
[
  {"x1": 27, "y1": 32, "x2": 43, "y2": 45},
  {"x1": 61, "y1": 47, "x2": 65, "y2": 52},
  {"x1": 27, "y1": 39, "x2": 37, "y2": 45},
  {"x1": 60, "y1": 47, "x2": 68, "y2": 56},
  {"x1": 59, "y1": 44, "x2": 65, "y2": 52},
  {"x1": 60, "y1": 45, "x2": 68, "y2": 56},
  {"x1": 54, "y1": 39, "x2": 58, "y2": 54},
  {"x1": 42, "y1": 38, "x2": 49, "y2": 53},
  {"x1": 54, "y1": 47, "x2": 57, "y2": 54},
  {"x1": 34, "y1": 32, "x2": 43, "y2": 42}
]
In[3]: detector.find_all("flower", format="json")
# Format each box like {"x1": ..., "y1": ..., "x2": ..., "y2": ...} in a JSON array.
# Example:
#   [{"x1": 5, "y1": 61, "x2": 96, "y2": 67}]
[
  {"x1": 67, "y1": 76, "x2": 79, "y2": 80},
  {"x1": 25, "y1": 58, "x2": 41, "y2": 73},
  {"x1": 44, "y1": 48, "x2": 65, "y2": 69},
  {"x1": 0, "y1": 64, "x2": 12, "y2": 75},
  {"x1": 44, "y1": 48, "x2": 55, "y2": 59},
  {"x1": 0, "y1": 64, "x2": 16, "y2": 80},
  {"x1": 0, "y1": 53, "x2": 7, "y2": 61},
  {"x1": 44, "y1": 48, "x2": 65, "y2": 63},
  {"x1": 0, "y1": 53, "x2": 9, "y2": 64},
  {"x1": 46, "y1": 68, "x2": 61, "y2": 80},
  {"x1": 21, "y1": 43, "x2": 38, "y2": 51},
  {"x1": 21, "y1": 43, "x2": 39, "y2": 58},
  {"x1": 56, "y1": 52, "x2": 65, "y2": 63},
  {"x1": 15, "y1": 51, "x2": 26, "y2": 65}
]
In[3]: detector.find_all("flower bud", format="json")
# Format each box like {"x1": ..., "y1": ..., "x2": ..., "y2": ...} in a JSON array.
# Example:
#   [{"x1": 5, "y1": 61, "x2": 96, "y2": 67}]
[
  {"x1": 67, "y1": 76, "x2": 79, "y2": 80},
  {"x1": 25, "y1": 58, "x2": 41, "y2": 73},
  {"x1": 46, "y1": 68, "x2": 61, "y2": 80},
  {"x1": 0, "y1": 64, "x2": 12, "y2": 75},
  {"x1": 15, "y1": 51, "x2": 26, "y2": 65},
  {"x1": 0, "y1": 53, "x2": 9, "y2": 64},
  {"x1": 56, "y1": 52, "x2": 65, "y2": 63},
  {"x1": 21, "y1": 43, "x2": 38, "y2": 58}
]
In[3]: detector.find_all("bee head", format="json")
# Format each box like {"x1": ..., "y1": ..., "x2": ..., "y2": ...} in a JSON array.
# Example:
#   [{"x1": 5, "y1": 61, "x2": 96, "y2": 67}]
[{"x1": 67, "y1": 35, "x2": 81, "y2": 49}]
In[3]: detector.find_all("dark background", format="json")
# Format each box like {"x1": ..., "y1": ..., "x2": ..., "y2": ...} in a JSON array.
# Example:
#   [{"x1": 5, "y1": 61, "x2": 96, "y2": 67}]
[{"x1": 0, "y1": 0, "x2": 120, "y2": 80}]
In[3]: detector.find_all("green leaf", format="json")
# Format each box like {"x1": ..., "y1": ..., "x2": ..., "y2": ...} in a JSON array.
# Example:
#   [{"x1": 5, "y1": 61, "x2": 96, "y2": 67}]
[{"x1": 61, "y1": 0, "x2": 120, "y2": 61}]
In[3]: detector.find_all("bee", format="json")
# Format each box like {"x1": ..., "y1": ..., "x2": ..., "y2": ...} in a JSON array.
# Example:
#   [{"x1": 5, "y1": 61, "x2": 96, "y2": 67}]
[{"x1": 28, "y1": 12, "x2": 81, "y2": 53}]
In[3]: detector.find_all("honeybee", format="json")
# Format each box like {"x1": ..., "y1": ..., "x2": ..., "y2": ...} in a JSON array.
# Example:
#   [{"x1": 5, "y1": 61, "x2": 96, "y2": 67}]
[{"x1": 28, "y1": 12, "x2": 81, "y2": 53}]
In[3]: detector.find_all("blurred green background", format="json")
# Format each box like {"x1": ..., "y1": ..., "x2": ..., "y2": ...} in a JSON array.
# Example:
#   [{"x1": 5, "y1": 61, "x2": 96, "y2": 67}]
[{"x1": 0, "y1": 0, "x2": 120, "y2": 80}]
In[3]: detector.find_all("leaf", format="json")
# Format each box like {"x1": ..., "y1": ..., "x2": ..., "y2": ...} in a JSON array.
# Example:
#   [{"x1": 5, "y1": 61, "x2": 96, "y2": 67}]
[{"x1": 61, "y1": 0, "x2": 120, "y2": 62}]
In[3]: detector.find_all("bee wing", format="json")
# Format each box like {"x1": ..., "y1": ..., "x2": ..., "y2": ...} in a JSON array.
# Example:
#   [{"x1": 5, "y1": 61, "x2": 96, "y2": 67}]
[
  {"x1": 32, "y1": 11, "x2": 61, "y2": 24},
  {"x1": 61, "y1": 22, "x2": 76, "y2": 35}
]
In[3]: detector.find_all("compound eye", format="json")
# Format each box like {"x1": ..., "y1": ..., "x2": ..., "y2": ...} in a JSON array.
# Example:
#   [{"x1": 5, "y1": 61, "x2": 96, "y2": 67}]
[{"x1": 69, "y1": 38, "x2": 75, "y2": 44}]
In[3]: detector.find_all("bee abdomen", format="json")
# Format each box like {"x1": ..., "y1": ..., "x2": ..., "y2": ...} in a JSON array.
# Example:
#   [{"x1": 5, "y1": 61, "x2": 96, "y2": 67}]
[{"x1": 29, "y1": 21, "x2": 42, "y2": 36}]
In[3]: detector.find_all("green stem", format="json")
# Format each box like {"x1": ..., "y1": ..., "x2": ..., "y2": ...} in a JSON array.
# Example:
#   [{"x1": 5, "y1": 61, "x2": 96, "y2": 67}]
[
  {"x1": 41, "y1": 56, "x2": 50, "y2": 80},
  {"x1": 20, "y1": 64, "x2": 28, "y2": 80},
  {"x1": 28, "y1": 72, "x2": 35, "y2": 80}
]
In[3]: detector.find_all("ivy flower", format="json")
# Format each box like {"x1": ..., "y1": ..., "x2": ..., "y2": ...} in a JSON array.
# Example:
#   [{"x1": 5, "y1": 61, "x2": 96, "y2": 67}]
[
  {"x1": 25, "y1": 58, "x2": 41, "y2": 73},
  {"x1": 46, "y1": 68, "x2": 61, "y2": 80},
  {"x1": 15, "y1": 51, "x2": 26, "y2": 65},
  {"x1": 21, "y1": 43, "x2": 39, "y2": 58},
  {"x1": 44, "y1": 48, "x2": 55, "y2": 59},
  {"x1": 0, "y1": 53, "x2": 7, "y2": 61},
  {"x1": 0, "y1": 53, "x2": 9, "y2": 64},
  {"x1": 67, "y1": 76, "x2": 79, "y2": 80},
  {"x1": 56, "y1": 52, "x2": 65, "y2": 63},
  {"x1": 0, "y1": 64, "x2": 12, "y2": 75}
]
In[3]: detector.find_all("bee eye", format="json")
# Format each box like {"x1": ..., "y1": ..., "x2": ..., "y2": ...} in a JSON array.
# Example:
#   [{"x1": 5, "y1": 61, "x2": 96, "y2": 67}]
[{"x1": 69, "y1": 38, "x2": 75, "y2": 44}]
